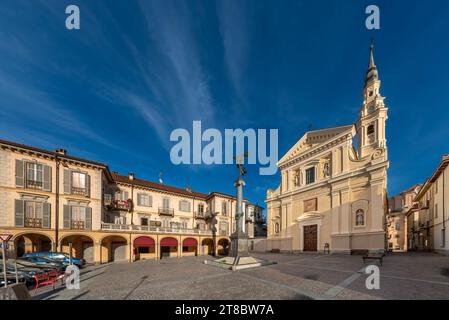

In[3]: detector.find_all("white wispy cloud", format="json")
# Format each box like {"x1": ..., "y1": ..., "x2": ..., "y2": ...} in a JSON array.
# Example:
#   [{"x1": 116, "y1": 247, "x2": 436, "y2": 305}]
[{"x1": 216, "y1": 0, "x2": 250, "y2": 107}]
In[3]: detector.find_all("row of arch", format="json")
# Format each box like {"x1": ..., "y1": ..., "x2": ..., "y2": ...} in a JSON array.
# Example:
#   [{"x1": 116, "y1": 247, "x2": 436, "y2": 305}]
[{"x1": 12, "y1": 232, "x2": 230, "y2": 263}]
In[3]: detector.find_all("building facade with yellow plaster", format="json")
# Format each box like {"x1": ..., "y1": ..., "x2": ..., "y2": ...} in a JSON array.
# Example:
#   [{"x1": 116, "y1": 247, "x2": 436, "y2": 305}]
[
  {"x1": 0, "y1": 139, "x2": 263, "y2": 264},
  {"x1": 409, "y1": 155, "x2": 449, "y2": 255}
]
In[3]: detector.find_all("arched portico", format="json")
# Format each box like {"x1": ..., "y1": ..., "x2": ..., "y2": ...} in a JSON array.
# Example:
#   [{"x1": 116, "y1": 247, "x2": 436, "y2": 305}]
[
  {"x1": 182, "y1": 237, "x2": 198, "y2": 257},
  {"x1": 160, "y1": 237, "x2": 178, "y2": 259},
  {"x1": 217, "y1": 238, "x2": 230, "y2": 255},
  {"x1": 201, "y1": 238, "x2": 215, "y2": 256},
  {"x1": 133, "y1": 236, "x2": 156, "y2": 261},
  {"x1": 13, "y1": 233, "x2": 53, "y2": 257},
  {"x1": 59, "y1": 234, "x2": 95, "y2": 263},
  {"x1": 101, "y1": 235, "x2": 128, "y2": 263}
]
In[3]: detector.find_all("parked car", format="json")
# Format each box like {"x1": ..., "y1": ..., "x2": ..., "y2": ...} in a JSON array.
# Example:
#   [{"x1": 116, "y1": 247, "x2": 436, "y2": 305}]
[
  {"x1": 16, "y1": 257, "x2": 64, "y2": 273},
  {"x1": 0, "y1": 261, "x2": 43, "y2": 285},
  {"x1": 18, "y1": 256, "x2": 66, "y2": 272},
  {"x1": 0, "y1": 272, "x2": 26, "y2": 286},
  {"x1": 23, "y1": 252, "x2": 84, "y2": 267}
]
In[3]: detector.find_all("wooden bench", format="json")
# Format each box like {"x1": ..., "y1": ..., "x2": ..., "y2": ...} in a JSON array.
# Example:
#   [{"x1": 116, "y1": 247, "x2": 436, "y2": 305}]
[{"x1": 362, "y1": 253, "x2": 385, "y2": 266}]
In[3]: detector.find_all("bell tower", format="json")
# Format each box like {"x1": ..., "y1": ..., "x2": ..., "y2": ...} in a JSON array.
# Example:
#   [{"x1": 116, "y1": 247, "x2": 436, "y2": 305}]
[{"x1": 356, "y1": 43, "x2": 388, "y2": 159}]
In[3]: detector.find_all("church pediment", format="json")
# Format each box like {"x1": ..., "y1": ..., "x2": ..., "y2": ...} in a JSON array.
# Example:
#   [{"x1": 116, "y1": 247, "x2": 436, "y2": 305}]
[{"x1": 278, "y1": 125, "x2": 354, "y2": 167}]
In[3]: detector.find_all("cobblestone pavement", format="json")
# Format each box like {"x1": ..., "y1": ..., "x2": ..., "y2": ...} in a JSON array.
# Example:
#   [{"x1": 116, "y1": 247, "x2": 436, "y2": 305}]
[{"x1": 37, "y1": 252, "x2": 449, "y2": 300}]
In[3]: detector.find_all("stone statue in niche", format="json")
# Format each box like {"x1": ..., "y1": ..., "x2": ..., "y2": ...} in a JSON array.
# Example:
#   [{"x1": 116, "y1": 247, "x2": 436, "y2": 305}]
[
  {"x1": 294, "y1": 170, "x2": 300, "y2": 186},
  {"x1": 323, "y1": 162, "x2": 330, "y2": 178}
]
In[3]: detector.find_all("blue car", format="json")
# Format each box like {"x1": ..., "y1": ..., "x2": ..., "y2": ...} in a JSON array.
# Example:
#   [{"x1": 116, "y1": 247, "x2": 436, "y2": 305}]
[{"x1": 23, "y1": 252, "x2": 84, "y2": 268}]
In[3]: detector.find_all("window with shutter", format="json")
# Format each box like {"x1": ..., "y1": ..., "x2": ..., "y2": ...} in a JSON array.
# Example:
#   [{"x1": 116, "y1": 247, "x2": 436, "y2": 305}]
[
  {"x1": 85, "y1": 174, "x2": 91, "y2": 197},
  {"x1": 15, "y1": 199, "x2": 25, "y2": 227},
  {"x1": 179, "y1": 200, "x2": 190, "y2": 212},
  {"x1": 15, "y1": 160, "x2": 24, "y2": 187},
  {"x1": 63, "y1": 205, "x2": 71, "y2": 229},
  {"x1": 42, "y1": 203, "x2": 51, "y2": 228},
  {"x1": 85, "y1": 207, "x2": 92, "y2": 230},
  {"x1": 43, "y1": 165, "x2": 51, "y2": 191},
  {"x1": 26, "y1": 163, "x2": 44, "y2": 189},
  {"x1": 137, "y1": 193, "x2": 142, "y2": 206},
  {"x1": 64, "y1": 169, "x2": 71, "y2": 194}
]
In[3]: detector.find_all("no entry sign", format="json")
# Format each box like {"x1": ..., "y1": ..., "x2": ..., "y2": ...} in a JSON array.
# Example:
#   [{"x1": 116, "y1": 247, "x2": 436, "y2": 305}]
[{"x1": 0, "y1": 234, "x2": 12, "y2": 242}]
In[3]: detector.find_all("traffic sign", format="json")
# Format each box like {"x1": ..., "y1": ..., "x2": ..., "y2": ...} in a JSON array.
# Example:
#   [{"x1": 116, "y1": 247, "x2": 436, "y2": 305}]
[{"x1": 0, "y1": 234, "x2": 12, "y2": 242}]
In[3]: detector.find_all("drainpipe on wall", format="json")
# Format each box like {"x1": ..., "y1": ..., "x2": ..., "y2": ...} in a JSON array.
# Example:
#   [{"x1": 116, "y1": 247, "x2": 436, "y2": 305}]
[
  {"x1": 55, "y1": 157, "x2": 60, "y2": 251},
  {"x1": 130, "y1": 184, "x2": 134, "y2": 225},
  {"x1": 443, "y1": 168, "x2": 446, "y2": 247}
]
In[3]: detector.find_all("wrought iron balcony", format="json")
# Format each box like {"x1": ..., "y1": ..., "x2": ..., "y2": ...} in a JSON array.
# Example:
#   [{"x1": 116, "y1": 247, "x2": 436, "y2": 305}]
[
  {"x1": 158, "y1": 207, "x2": 174, "y2": 217},
  {"x1": 71, "y1": 220, "x2": 86, "y2": 230},
  {"x1": 24, "y1": 217, "x2": 42, "y2": 228},
  {"x1": 26, "y1": 180, "x2": 43, "y2": 189},
  {"x1": 105, "y1": 199, "x2": 131, "y2": 211},
  {"x1": 71, "y1": 187, "x2": 87, "y2": 195}
]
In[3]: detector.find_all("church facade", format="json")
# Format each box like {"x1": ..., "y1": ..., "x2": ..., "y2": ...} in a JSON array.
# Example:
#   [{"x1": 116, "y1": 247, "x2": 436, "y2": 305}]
[{"x1": 265, "y1": 46, "x2": 389, "y2": 254}]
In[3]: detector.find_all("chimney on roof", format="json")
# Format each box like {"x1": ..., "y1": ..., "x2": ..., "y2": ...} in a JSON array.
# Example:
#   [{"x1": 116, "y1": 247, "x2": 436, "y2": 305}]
[
  {"x1": 128, "y1": 172, "x2": 135, "y2": 180},
  {"x1": 186, "y1": 186, "x2": 192, "y2": 193},
  {"x1": 55, "y1": 148, "x2": 67, "y2": 156}
]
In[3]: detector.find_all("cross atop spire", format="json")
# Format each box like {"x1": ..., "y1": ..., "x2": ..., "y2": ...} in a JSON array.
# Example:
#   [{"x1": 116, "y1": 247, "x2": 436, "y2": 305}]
[{"x1": 365, "y1": 41, "x2": 379, "y2": 85}]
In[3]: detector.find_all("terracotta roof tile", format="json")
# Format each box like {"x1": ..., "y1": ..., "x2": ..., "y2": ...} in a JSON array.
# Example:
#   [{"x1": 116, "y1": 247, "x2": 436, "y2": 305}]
[{"x1": 111, "y1": 172, "x2": 209, "y2": 198}]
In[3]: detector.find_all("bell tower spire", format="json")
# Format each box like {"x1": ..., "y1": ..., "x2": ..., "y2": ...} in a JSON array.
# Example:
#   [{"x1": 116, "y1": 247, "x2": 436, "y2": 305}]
[
  {"x1": 356, "y1": 42, "x2": 388, "y2": 159},
  {"x1": 365, "y1": 41, "x2": 378, "y2": 85}
]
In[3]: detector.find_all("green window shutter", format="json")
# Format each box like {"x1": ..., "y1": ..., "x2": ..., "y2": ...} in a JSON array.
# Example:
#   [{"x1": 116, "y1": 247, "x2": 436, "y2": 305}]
[
  {"x1": 85, "y1": 174, "x2": 91, "y2": 197},
  {"x1": 85, "y1": 207, "x2": 92, "y2": 230},
  {"x1": 63, "y1": 205, "x2": 71, "y2": 229},
  {"x1": 15, "y1": 160, "x2": 24, "y2": 187},
  {"x1": 63, "y1": 169, "x2": 71, "y2": 194},
  {"x1": 42, "y1": 203, "x2": 51, "y2": 228},
  {"x1": 15, "y1": 199, "x2": 25, "y2": 227},
  {"x1": 43, "y1": 165, "x2": 52, "y2": 191}
]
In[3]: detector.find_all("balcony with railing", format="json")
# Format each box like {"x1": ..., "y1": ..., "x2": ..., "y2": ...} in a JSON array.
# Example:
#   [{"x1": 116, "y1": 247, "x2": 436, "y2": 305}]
[
  {"x1": 158, "y1": 207, "x2": 174, "y2": 217},
  {"x1": 26, "y1": 180, "x2": 43, "y2": 189},
  {"x1": 105, "y1": 199, "x2": 131, "y2": 211},
  {"x1": 25, "y1": 217, "x2": 42, "y2": 228},
  {"x1": 71, "y1": 187, "x2": 87, "y2": 196},
  {"x1": 100, "y1": 222, "x2": 213, "y2": 235},
  {"x1": 194, "y1": 211, "x2": 206, "y2": 219},
  {"x1": 71, "y1": 220, "x2": 86, "y2": 230}
]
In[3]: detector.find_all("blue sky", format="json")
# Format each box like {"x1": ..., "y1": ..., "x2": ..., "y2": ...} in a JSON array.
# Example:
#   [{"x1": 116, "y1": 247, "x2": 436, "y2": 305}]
[{"x1": 1, "y1": 0, "x2": 449, "y2": 212}]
